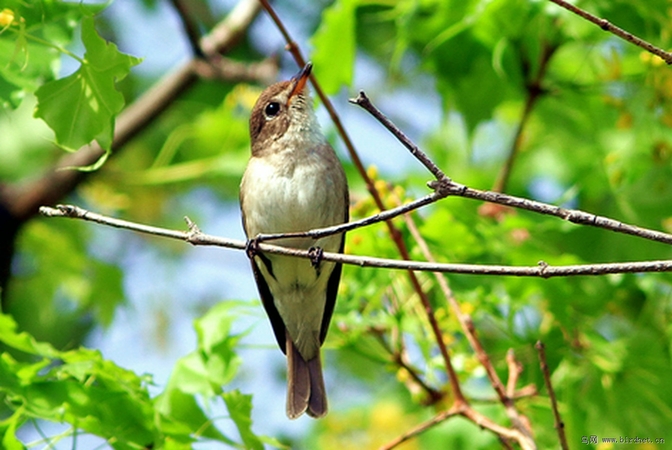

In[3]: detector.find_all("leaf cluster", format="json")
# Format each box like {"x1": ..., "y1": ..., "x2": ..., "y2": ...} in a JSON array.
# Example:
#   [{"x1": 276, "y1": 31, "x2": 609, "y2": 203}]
[{"x1": 0, "y1": 302, "x2": 279, "y2": 449}]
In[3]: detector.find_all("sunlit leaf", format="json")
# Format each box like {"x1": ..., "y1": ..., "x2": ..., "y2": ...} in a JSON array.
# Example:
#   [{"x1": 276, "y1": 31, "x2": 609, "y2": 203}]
[
  {"x1": 311, "y1": 0, "x2": 356, "y2": 94},
  {"x1": 223, "y1": 390, "x2": 264, "y2": 450},
  {"x1": 34, "y1": 15, "x2": 141, "y2": 152}
]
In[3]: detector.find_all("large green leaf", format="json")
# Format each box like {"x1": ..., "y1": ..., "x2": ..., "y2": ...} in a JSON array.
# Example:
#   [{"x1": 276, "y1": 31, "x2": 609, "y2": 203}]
[
  {"x1": 34, "y1": 15, "x2": 141, "y2": 154},
  {"x1": 223, "y1": 390, "x2": 264, "y2": 450},
  {"x1": 311, "y1": 0, "x2": 357, "y2": 94},
  {"x1": 0, "y1": 1, "x2": 107, "y2": 108}
]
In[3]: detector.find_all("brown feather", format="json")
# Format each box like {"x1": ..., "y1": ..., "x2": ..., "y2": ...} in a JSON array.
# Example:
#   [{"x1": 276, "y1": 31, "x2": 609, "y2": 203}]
[
  {"x1": 307, "y1": 355, "x2": 327, "y2": 418},
  {"x1": 286, "y1": 332, "x2": 310, "y2": 419},
  {"x1": 286, "y1": 330, "x2": 328, "y2": 419}
]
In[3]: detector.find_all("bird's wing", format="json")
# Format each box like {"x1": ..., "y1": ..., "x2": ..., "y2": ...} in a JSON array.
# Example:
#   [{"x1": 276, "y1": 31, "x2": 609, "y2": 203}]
[
  {"x1": 319, "y1": 202, "x2": 349, "y2": 345},
  {"x1": 250, "y1": 254, "x2": 287, "y2": 354},
  {"x1": 320, "y1": 258, "x2": 341, "y2": 345}
]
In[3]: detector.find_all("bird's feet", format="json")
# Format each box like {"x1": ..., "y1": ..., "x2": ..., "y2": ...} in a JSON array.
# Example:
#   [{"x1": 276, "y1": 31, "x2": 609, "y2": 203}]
[
  {"x1": 308, "y1": 246, "x2": 324, "y2": 268},
  {"x1": 245, "y1": 237, "x2": 261, "y2": 260}
]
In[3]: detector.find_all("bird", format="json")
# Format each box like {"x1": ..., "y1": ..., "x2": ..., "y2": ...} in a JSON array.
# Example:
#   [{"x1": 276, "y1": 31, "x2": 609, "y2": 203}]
[{"x1": 239, "y1": 63, "x2": 348, "y2": 419}]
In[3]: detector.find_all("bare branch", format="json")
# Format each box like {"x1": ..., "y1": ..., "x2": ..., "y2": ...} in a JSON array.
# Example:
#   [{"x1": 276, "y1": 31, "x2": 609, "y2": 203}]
[
  {"x1": 471, "y1": 384, "x2": 538, "y2": 404},
  {"x1": 192, "y1": 56, "x2": 277, "y2": 84},
  {"x1": 169, "y1": 0, "x2": 205, "y2": 58},
  {"x1": 379, "y1": 405, "x2": 463, "y2": 450},
  {"x1": 453, "y1": 183, "x2": 672, "y2": 246},
  {"x1": 40, "y1": 205, "x2": 672, "y2": 278},
  {"x1": 401, "y1": 199, "x2": 535, "y2": 447},
  {"x1": 380, "y1": 403, "x2": 536, "y2": 450},
  {"x1": 372, "y1": 331, "x2": 444, "y2": 405},
  {"x1": 536, "y1": 341, "x2": 569, "y2": 450},
  {"x1": 506, "y1": 349, "x2": 523, "y2": 399},
  {"x1": 349, "y1": 91, "x2": 448, "y2": 182},
  {"x1": 351, "y1": 90, "x2": 672, "y2": 247},
  {"x1": 548, "y1": 0, "x2": 672, "y2": 64},
  {"x1": 493, "y1": 42, "x2": 557, "y2": 193},
  {"x1": 255, "y1": 193, "x2": 439, "y2": 242},
  {"x1": 200, "y1": 0, "x2": 260, "y2": 56},
  {"x1": 462, "y1": 406, "x2": 537, "y2": 450}
]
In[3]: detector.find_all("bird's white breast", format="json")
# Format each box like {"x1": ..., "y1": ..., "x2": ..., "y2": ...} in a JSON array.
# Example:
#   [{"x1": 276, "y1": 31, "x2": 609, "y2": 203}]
[{"x1": 241, "y1": 145, "x2": 345, "y2": 252}]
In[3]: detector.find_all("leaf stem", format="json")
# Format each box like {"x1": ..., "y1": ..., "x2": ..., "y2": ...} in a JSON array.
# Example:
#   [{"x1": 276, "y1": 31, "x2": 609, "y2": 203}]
[{"x1": 8, "y1": 27, "x2": 86, "y2": 64}]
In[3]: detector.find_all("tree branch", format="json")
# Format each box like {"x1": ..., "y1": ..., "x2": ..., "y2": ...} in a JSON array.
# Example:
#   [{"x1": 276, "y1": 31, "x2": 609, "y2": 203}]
[
  {"x1": 492, "y1": 41, "x2": 557, "y2": 193},
  {"x1": 380, "y1": 402, "x2": 535, "y2": 450},
  {"x1": 536, "y1": 341, "x2": 569, "y2": 450},
  {"x1": 254, "y1": 193, "x2": 440, "y2": 243},
  {"x1": 399, "y1": 196, "x2": 535, "y2": 448},
  {"x1": 452, "y1": 183, "x2": 672, "y2": 246},
  {"x1": 350, "y1": 90, "x2": 672, "y2": 247},
  {"x1": 372, "y1": 330, "x2": 444, "y2": 405},
  {"x1": 169, "y1": 0, "x2": 205, "y2": 58},
  {"x1": 548, "y1": 0, "x2": 672, "y2": 64},
  {"x1": 40, "y1": 205, "x2": 672, "y2": 278},
  {"x1": 348, "y1": 91, "x2": 448, "y2": 183},
  {"x1": 379, "y1": 405, "x2": 463, "y2": 450}
]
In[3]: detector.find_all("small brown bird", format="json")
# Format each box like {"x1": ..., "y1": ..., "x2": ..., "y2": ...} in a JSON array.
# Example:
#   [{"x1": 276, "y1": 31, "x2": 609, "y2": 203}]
[{"x1": 240, "y1": 63, "x2": 348, "y2": 419}]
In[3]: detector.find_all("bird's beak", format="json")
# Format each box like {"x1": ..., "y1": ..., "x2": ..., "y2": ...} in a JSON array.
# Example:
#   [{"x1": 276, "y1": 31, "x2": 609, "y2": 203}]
[{"x1": 288, "y1": 63, "x2": 312, "y2": 105}]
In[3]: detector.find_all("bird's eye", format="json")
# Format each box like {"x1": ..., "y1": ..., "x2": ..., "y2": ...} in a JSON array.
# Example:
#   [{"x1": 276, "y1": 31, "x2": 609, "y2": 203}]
[{"x1": 265, "y1": 102, "x2": 280, "y2": 118}]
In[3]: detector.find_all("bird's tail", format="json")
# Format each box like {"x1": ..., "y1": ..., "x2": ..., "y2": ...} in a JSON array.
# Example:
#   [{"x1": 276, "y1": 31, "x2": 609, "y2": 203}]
[{"x1": 286, "y1": 333, "x2": 327, "y2": 419}]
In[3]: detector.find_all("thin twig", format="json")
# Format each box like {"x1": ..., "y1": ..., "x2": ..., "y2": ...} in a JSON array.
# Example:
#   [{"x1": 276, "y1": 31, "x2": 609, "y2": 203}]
[
  {"x1": 255, "y1": 193, "x2": 439, "y2": 242},
  {"x1": 191, "y1": 56, "x2": 277, "y2": 84},
  {"x1": 462, "y1": 407, "x2": 536, "y2": 450},
  {"x1": 379, "y1": 406, "x2": 463, "y2": 450},
  {"x1": 536, "y1": 341, "x2": 569, "y2": 450},
  {"x1": 392, "y1": 213, "x2": 465, "y2": 405},
  {"x1": 454, "y1": 183, "x2": 672, "y2": 245},
  {"x1": 200, "y1": 0, "x2": 260, "y2": 56},
  {"x1": 505, "y1": 350, "x2": 533, "y2": 438},
  {"x1": 548, "y1": 0, "x2": 672, "y2": 64},
  {"x1": 492, "y1": 42, "x2": 557, "y2": 193},
  {"x1": 402, "y1": 208, "x2": 506, "y2": 400},
  {"x1": 351, "y1": 90, "x2": 672, "y2": 247},
  {"x1": 401, "y1": 200, "x2": 535, "y2": 448},
  {"x1": 380, "y1": 403, "x2": 535, "y2": 450},
  {"x1": 505, "y1": 349, "x2": 522, "y2": 399},
  {"x1": 471, "y1": 384, "x2": 538, "y2": 404},
  {"x1": 349, "y1": 91, "x2": 448, "y2": 182},
  {"x1": 169, "y1": 0, "x2": 205, "y2": 57},
  {"x1": 40, "y1": 205, "x2": 672, "y2": 277},
  {"x1": 373, "y1": 331, "x2": 444, "y2": 404}
]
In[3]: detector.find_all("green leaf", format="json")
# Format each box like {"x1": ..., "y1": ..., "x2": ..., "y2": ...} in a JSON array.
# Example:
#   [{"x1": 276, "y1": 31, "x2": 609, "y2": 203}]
[
  {"x1": 0, "y1": 314, "x2": 60, "y2": 358},
  {"x1": 194, "y1": 301, "x2": 245, "y2": 386},
  {"x1": 155, "y1": 381, "x2": 235, "y2": 444},
  {"x1": 0, "y1": 410, "x2": 24, "y2": 450},
  {"x1": 0, "y1": 1, "x2": 106, "y2": 108},
  {"x1": 155, "y1": 388, "x2": 208, "y2": 437},
  {"x1": 34, "y1": 15, "x2": 141, "y2": 153},
  {"x1": 222, "y1": 390, "x2": 263, "y2": 450},
  {"x1": 311, "y1": 0, "x2": 356, "y2": 94},
  {"x1": 154, "y1": 302, "x2": 258, "y2": 445},
  {"x1": 0, "y1": 327, "x2": 157, "y2": 449}
]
